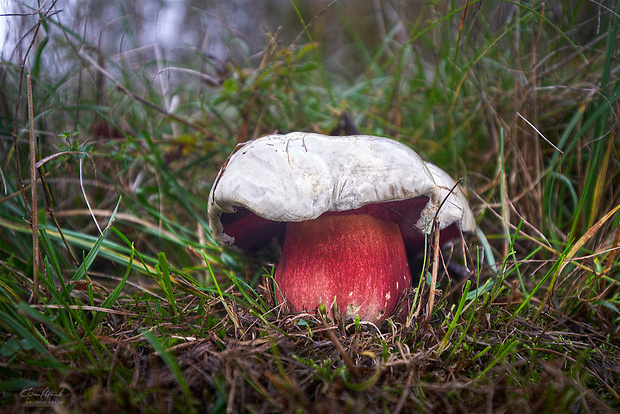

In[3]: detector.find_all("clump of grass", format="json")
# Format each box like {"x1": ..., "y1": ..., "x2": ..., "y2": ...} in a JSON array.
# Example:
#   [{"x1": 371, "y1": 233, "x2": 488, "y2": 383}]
[{"x1": 1, "y1": 1, "x2": 619, "y2": 412}]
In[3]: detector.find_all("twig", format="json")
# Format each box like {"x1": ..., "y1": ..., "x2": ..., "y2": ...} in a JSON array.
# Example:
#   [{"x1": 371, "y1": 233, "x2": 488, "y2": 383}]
[
  {"x1": 426, "y1": 220, "x2": 441, "y2": 322},
  {"x1": 326, "y1": 329, "x2": 359, "y2": 380},
  {"x1": 27, "y1": 67, "x2": 39, "y2": 302},
  {"x1": 11, "y1": 3, "x2": 59, "y2": 227}
]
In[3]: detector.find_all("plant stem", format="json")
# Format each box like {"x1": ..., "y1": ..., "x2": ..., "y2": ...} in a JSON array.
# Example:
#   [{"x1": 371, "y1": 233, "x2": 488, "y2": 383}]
[{"x1": 27, "y1": 67, "x2": 39, "y2": 302}]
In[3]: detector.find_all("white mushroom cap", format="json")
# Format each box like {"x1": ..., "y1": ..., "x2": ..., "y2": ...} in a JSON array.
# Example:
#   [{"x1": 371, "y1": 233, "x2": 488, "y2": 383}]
[{"x1": 208, "y1": 132, "x2": 475, "y2": 248}]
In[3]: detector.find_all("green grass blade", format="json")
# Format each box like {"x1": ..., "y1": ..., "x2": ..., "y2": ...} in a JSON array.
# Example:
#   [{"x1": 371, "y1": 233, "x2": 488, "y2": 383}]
[{"x1": 142, "y1": 330, "x2": 195, "y2": 411}]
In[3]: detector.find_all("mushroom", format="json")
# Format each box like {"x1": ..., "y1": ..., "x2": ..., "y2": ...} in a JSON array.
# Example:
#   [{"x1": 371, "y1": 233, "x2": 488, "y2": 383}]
[{"x1": 208, "y1": 132, "x2": 475, "y2": 324}]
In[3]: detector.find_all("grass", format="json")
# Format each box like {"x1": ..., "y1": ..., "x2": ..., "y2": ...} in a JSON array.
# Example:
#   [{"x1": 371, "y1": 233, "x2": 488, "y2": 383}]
[{"x1": 1, "y1": 0, "x2": 619, "y2": 412}]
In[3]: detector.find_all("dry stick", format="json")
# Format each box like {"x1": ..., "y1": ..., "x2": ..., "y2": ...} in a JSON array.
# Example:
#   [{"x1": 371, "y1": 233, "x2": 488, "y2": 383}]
[
  {"x1": 426, "y1": 220, "x2": 441, "y2": 323},
  {"x1": 424, "y1": 179, "x2": 463, "y2": 321},
  {"x1": 9, "y1": 3, "x2": 59, "y2": 301},
  {"x1": 27, "y1": 68, "x2": 39, "y2": 302},
  {"x1": 326, "y1": 329, "x2": 359, "y2": 380}
]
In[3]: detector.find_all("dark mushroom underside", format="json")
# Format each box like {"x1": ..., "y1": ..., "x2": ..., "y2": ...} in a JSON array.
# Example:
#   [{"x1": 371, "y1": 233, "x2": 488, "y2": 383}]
[{"x1": 220, "y1": 196, "x2": 431, "y2": 251}]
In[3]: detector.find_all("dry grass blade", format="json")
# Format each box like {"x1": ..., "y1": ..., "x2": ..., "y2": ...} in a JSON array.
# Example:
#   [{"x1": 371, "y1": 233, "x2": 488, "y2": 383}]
[
  {"x1": 79, "y1": 158, "x2": 102, "y2": 236},
  {"x1": 516, "y1": 112, "x2": 563, "y2": 154},
  {"x1": 534, "y1": 203, "x2": 620, "y2": 321},
  {"x1": 27, "y1": 67, "x2": 39, "y2": 302},
  {"x1": 326, "y1": 328, "x2": 359, "y2": 380},
  {"x1": 426, "y1": 221, "x2": 441, "y2": 323}
]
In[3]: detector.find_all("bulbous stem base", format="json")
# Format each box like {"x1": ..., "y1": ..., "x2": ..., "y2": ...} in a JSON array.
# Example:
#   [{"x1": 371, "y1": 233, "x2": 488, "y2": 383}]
[{"x1": 274, "y1": 214, "x2": 411, "y2": 324}]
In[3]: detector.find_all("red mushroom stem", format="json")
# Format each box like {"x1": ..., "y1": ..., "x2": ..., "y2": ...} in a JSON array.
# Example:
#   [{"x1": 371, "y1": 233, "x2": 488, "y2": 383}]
[{"x1": 274, "y1": 213, "x2": 411, "y2": 323}]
